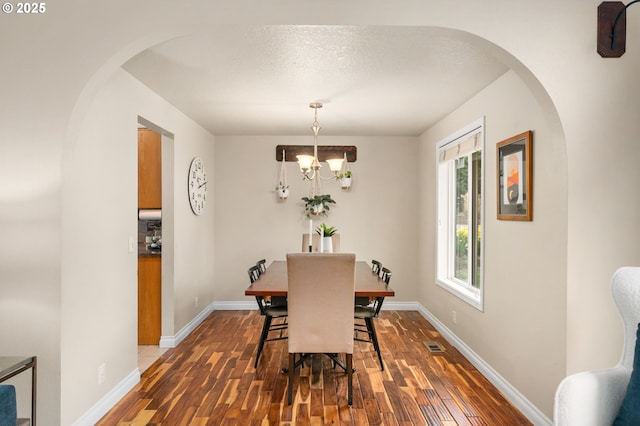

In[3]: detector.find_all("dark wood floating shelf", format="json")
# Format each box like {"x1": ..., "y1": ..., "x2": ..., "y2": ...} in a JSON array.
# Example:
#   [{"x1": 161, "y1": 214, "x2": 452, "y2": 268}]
[{"x1": 275, "y1": 145, "x2": 357, "y2": 162}]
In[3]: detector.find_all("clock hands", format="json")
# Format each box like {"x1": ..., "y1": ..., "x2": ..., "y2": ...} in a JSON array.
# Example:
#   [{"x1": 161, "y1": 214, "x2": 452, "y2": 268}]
[{"x1": 189, "y1": 157, "x2": 207, "y2": 215}]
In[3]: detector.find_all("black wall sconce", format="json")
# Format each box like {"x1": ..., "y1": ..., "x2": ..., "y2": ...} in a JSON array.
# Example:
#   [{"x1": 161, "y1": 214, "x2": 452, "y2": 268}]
[{"x1": 598, "y1": 1, "x2": 640, "y2": 57}]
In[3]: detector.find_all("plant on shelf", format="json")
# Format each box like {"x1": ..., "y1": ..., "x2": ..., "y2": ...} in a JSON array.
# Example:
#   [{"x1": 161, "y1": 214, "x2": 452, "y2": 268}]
[
  {"x1": 337, "y1": 170, "x2": 352, "y2": 190},
  {"x1": 315, "y1": 223, "x2": 337, "y2": 237},
  {"x1": 302, "y1": 194, "x2": 336, "y2": 218}
]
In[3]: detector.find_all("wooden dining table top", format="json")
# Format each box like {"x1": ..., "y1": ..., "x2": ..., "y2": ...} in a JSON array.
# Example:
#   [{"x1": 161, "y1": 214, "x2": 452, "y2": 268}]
[{"x1": 245, "y1": 260, "x2": 395, "y2": 298}]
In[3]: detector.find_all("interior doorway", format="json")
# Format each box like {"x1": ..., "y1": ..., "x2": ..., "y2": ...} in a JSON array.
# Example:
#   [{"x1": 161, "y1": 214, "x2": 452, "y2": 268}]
[{"x1": 137, "y1": 116, "x2": 175, "y2": 371}]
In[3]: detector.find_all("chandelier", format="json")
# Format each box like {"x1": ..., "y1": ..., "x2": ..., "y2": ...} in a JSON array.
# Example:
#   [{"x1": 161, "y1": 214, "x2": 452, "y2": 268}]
[{"x1": 296, "y1": 103, "x2": 345, "y2": 197}]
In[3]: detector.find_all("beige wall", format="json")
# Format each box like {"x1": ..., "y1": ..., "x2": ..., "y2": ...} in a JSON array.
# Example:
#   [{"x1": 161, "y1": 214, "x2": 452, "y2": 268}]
[
  {"x1": 214, "y1": 135, "x2": 419, "y2": 303},
  {"x1": 60, "y1": 69, "x2": 215, "y2": 424},
  {"x1": 419, "y1": 70, "x2": 568, "y2": 416},
  {"x1": 1, "y1": 0, "x2": 639, "y2": 423}
]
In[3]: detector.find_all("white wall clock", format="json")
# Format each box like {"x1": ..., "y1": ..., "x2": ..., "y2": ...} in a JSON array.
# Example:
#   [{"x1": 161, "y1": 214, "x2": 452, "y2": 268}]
[{"x1": 188, "y1": 157, "x2": 207, "y2": 215}]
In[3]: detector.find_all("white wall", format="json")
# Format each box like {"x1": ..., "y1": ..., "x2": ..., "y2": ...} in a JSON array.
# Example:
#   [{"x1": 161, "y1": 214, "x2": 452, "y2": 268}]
[
  {"x1": 60, "y1": 69, "x2": 215, "y2": 424},
  {"x1": 214, "y1": 135, "x2": 419, "y2": 303},
  {"x1": 419, "y1": 70, "x2": 568, "y2": 416}
]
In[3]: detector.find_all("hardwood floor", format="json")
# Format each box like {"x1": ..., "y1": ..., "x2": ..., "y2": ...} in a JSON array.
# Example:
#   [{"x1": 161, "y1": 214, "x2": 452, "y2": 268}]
[{"x1": 97, "y1": 310, "x2": 531, "y2": 425}]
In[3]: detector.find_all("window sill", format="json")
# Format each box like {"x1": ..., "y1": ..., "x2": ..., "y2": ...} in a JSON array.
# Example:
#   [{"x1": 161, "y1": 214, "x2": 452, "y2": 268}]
[{"x1": 436, "y1": 278, "x2": 483, "y2": 311}]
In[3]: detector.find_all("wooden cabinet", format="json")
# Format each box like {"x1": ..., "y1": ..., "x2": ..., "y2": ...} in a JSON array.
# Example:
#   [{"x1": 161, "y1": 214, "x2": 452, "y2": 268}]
[
  {"x1": 138, "y1": 129, "x2": 162, "y2": 209},
  {"x1": 138, "y1": 257, "x2": 161, "y2": 345}
]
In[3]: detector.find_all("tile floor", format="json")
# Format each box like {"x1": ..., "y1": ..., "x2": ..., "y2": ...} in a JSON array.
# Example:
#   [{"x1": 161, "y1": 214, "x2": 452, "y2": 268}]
[{"x1": 137, "y1": 345, "x2": 167, "y2": 373}]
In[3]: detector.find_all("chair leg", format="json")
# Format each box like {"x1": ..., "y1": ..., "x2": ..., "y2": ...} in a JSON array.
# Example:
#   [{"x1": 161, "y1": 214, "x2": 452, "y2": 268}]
[
  {"x1": 287, "y1": 353, "x2": 295, "y2": 405},
  {"x1": 254, "y1": 316, "x2": 273, "y2": 368},
  {"x1": 347, "y1": 353, "x2": 353, "y2": 406},
  {"x1": 365, "y1": 317, "x2": 384, "y2": 370}
]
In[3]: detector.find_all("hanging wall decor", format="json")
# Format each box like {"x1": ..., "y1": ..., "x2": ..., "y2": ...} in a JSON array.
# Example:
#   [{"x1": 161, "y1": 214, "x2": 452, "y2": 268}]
[
  {"x1": 275, "y1": 149, "x2": 289, "y2": 200},
  {"x1": 337, "y1": 153, "x2": 352, "y2": 190},
  {"x1": 496, "y1": 130, "x2": 533, "y2": 221}
]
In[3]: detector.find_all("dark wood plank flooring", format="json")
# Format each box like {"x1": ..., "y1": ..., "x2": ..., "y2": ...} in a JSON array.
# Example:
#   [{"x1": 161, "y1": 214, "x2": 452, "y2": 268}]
[{"x1": 97, "y1": 310, "x2": 531, "y2": 425}]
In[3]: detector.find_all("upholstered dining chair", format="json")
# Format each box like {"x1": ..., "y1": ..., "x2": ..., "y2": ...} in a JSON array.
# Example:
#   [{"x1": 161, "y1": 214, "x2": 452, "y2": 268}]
[
  {"x1": 248, "y1": 264, "x2": 288, "y2": 368},
  {"x1": 286, "y1": 253, "x2": 356, "y2": 405},
  {"x1": 355, "y1": 266, "x2": 391, "y2": 370},
  {"x1": 554, "y1": 267, "x2": 640, "y2": 425}
]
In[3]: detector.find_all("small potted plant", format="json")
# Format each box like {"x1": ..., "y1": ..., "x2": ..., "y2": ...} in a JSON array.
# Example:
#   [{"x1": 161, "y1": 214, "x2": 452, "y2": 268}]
[
  {"x1": 316, "y1": 223, "x2": 337, "y2": 252},
  {"x1": 337, "y1": 170, "x2": 352, "y2": 190},
  {"x1": 302, "y1": 194, "x2": 336, "y2": 218},
  {"x1": 275, "y1": 182, "x2": 289, "y2": 200}
]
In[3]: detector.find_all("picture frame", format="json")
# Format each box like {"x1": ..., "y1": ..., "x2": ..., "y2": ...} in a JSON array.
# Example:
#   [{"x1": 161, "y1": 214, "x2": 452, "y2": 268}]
[{"x1": 496, "y1": 130, "x2": 532, "y2": 221}]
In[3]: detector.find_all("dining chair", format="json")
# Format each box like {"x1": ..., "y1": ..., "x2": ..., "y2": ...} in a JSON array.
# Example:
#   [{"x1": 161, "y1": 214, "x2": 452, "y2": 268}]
[
  {"x1": 371, "y1": 259, "x2": 383, "y2": 276},
  {"x1": 354, "y1": 266, "x2": 391, "y2": 370},
  {"x1": 256, "y1": 259, "x2": 267, "y2": 275},
  {"x1": 256, "y1": 259, "x2": 287, "y2": 308},
  {"x1": 381, "y1": 267, "x2": 392, "y2": 283},
  {"x1": 356, "y1": 259, "x2": 383, "y2": 307},
  {"x1": 248, "y1": 264, "x2": 288, "y2": 368},
  {"x1": 286, "y1": 253, "x2": 356, "y2": 405}
]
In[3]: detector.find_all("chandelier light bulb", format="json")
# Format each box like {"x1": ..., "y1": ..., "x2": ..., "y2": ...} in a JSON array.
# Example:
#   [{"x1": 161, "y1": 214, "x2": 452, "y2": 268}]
[
  {"x1": 296, "y1": 154, "x2": 315, "y2": 173},
  {"x1": 326, "y1": 158, "x2": 345, "y2": 173}
]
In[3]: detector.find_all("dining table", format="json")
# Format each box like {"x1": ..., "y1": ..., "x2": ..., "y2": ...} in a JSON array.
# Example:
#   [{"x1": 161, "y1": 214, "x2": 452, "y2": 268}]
[
  {"x1": 244, "y1": 260, "x2": 395, "y2": 299},
  {"x1": 245, "y1": 259, "x2": 394, "y2": 373}
]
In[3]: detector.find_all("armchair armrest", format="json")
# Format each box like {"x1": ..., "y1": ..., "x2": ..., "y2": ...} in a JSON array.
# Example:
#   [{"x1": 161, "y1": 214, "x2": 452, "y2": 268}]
[{"x1": 554, "y1": 366, "x2": 630, "y2": 426}]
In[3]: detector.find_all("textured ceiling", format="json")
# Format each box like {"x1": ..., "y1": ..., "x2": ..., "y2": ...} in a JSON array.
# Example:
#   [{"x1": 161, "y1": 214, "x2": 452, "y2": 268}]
[{"x1": 124, "y1": 25, "x2": 508, "y2": 137}]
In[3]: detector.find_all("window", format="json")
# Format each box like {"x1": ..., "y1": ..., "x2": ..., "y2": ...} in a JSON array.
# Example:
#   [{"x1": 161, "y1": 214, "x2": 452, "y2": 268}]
[{"x1": 436, "y1": 118, "x2": 484, "y2": 310}]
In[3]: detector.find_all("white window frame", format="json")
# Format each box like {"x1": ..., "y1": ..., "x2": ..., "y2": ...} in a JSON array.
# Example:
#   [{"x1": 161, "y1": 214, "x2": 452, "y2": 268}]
[{"x1": 435, "y1": 117, "x2": 485, "y2": 311}]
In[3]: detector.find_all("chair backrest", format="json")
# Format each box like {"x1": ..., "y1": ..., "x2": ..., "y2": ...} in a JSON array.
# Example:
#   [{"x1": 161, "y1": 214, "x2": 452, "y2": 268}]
[
  {"x1": 301, "y1": 234, "x2": 341, "y2": 252},
  {"x1": 248, "y1": 265, "x2": 260, "y2": 283},
  {"x1": 286, "y1": 253, "x2": 356, "y2": 354},
  {"x1": 612, "y1": 267, "x2": 640, "y2": 370},
  {"x1": 381, "y1": 267, "x2": 392, "y2": 285},
  {"x1": 301, "y1": 234, "x2": 319, "y2": 252},
  {"x1": 256, "y1": 259, "x2": 267, "y2": 276},
  {"x1": 371, "y1": 260, "x2": 382, "y2": 276}
]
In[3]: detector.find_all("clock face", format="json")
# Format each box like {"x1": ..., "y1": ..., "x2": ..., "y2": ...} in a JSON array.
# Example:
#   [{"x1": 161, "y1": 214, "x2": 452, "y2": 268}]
[{"x1": 188, "y1": 157, "x2": 207, "y2": 215}]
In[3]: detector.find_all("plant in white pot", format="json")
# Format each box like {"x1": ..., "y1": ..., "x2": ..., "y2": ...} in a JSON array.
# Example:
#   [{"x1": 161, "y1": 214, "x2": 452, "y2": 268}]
[
  {"x1": 302, "y1": 194, "x2": 335, "y2": 218},
  {"x1": 275, "y1": 148, "x2": 289, "y2": 200},
  {"x1": 275, "y1": 182, "x2": 290, "y2": 200},
  {"x1": 316, "y1": 223, "x2": 337, "y2": 253},
  {"x1": 337, "y1": 170, "x2": 352, "y2": 190}
]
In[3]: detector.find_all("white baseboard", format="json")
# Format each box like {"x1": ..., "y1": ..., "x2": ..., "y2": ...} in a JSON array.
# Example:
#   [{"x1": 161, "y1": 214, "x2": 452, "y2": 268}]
[
  {"x1": 72, "y1": 369, "x2": 140, "y2": 426},
  {"x1": 381, "y1": 300, "x2": 419, "y2": 311},
  {"x1": 159, "y1": 304, "x2": 215, "y2": 348},
  {"x1": 211, "y1": 300, "x2": 256, "y2": 311},
  {"x1": 415, "y1": 304, "x2": 552, "y2": 426},
  {"x1": 158, "y1": 302, "x2": 254, "y2": 348}
]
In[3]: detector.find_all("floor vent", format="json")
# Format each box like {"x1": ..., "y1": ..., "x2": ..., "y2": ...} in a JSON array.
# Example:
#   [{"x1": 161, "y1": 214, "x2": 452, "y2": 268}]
[{"x1": 424, "y1": 341, "x2": 445, "y2": 353}]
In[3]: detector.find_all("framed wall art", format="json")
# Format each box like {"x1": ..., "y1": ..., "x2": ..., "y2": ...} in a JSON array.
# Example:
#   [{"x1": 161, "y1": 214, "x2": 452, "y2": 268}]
[{"x1": 496, "y1": 130, "x2": 532, "y2": 221}]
